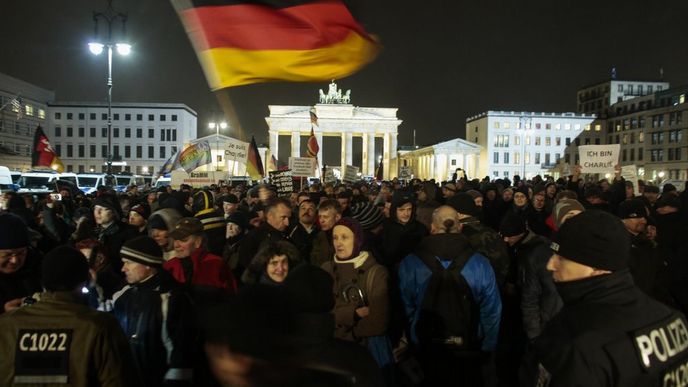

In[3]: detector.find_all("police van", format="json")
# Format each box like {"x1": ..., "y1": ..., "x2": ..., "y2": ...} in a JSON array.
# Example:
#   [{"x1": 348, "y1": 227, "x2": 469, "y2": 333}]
[
  {"x1": 76, "y1": 174, "x2": 107, "y2": 195},
  {"x1": 17, "y1": 171, "x2": 79, "y2": 194}
]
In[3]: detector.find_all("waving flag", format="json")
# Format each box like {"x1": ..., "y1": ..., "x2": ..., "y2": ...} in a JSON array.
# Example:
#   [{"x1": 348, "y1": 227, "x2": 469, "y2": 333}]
[
  {"x1": 171, "y1": 0, "x2": 380, "y2": 90},
  {"x1": 268, "y1": 154, "x2": 278, "y2": 171},
  {"x1": 246, "y1": 136, "x2": 264, "y2": 180},
  {"x1": 159, "y1": 151, "x2": 181, "y2": 175},
  {"x1": 307, "y1": 109, "x2": 320, "y2": 158},
  {"x1": 179, "y1": 141, "x2": 213, "y2": 173},
  {"x1": 32, "y1": 126, "x2": 64, "y2": 172}
]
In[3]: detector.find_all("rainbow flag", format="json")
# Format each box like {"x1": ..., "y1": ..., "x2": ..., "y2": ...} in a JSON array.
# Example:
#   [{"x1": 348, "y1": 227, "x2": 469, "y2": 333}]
[
  {"x1": 171, "y1": 0, "x2": 380, "y2": 90},
  {"x1": 179, "y1": 141, "x2": 212, "y2": 173}
]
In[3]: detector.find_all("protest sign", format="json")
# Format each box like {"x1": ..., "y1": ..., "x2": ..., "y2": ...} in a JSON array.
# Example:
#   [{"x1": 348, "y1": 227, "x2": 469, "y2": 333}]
[
  {"x1": 223, "y1": 137, "x2": 249, "y2": 163},
  {"x1": 579, "y1": 144, "x2": 620, "y2": 173},
  {"x1": 399, "y1": 166, "x2": 413, "y2": 179},
  {"x1": 621, "y1": 164, "x2": 639, "y2": 194},
  {"x1": 269, "y1": 170, "x2": 293, "y2": 197},
  {"x1": 323, "y1": 167, "x2": 336, "y2": 184},
  {"x1": 289, "y1": 157, "x2": 316, "y2": 177},
  {"x1": 343, "y1": 165, "x2": 359, "y2": 183}
]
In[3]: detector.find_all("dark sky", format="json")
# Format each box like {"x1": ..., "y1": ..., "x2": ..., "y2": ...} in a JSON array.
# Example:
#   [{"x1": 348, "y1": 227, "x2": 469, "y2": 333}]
[{"x1": 2, "y1": 0, "x2": 688, "y2": 165}]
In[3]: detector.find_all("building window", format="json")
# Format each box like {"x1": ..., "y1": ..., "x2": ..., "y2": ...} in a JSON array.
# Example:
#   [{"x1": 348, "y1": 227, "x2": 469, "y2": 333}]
[
  {"x1": 113, "y1": 128, "x2": 119, "y2": 138},
  {"x1": 493, "y1": 152, "x2": 499, "y2": 164},
  {"x1": 113, "y1": 114, "x2": 120, "y2": 120},
  {"x1": 148, "y1": 114, "x2": 154, "y2": 121},
  {"x1": 504, "y1": 152, "x2": 510, "y2": 164},
  {"x1": 160, "y1": 114, "x2": 166, "y2": 121},
  {"x1": 113, "y1": 145, "x2": 120, "y2": 158},
  {"x1": 503, "y1": 122, "x2": 510, "y2": 129},
  {"x1": 136, "y1": 146, "x2": 142, "y2": 158},
  {"x1": 136, "y1": 128, "x2": 142, "y2": 138},
  {"x1": 90, "y1": 113, "x2": 96, "y2": 120},
  {"x1": 102, "y1": 128, "x2": 107, "y2": 137},
  {"x1": 555, "y1": 124, "x2": 561, "y2": 130},
  {"x1": 555, "y1": 137, "x2": 561, "y2": 146},
  {"x1": 628, "y1": 85, "x2": 634, "y2": 94},
  {"x1": 545, "y1": 123, "x2": 551, "y2": 130},
  {"x1": 618, "y1": 84, "x2": 623, "y2": 92},
  {"x1": 574, "y1": 124, "x2": 581, "y2": 130},
  {"x1": 137, "y1": 114, "x2": 143, "y2": 121},
  {"x1": 55, "y1": 112, "x2": 62, "y2": 119},
  {"x1": 639, "y1": 132, "x2": 644, "y2": 143},
  {"x1": 125, "y1": 146, "x2": 131, "y2": 158},
  {"x1": 172, "y1": 129, "x2": 177, "y2": 142},
  {"x1": 565, "y1": 137, "x2": 571, "y2": 145},
  {"x1": 55, "y1": 144, "x2": 61, "y2": 156},
  {"x1": 535, "y1": 137, "x2": 541, "y2": 146},
  {"x1": 67, "y1": 144, "x2": 73, "y2": 157},
  {"x1": 67, "y1": 113, "x2": 73, "y2": 120},
  {"x1": 545, "y1": 137, "x2": 551, "y2": 146},
  {"x1": 148, "y1": 128, "x2": 154, "y2": 138},
  {"x1": 125, "y1": 128, "x2": 131, "y2": 138},
  {"x1": 78, "y1": 113, "x2": 85, "y2": 120},
  {"x1": 171, "y1": 146, "x2": 177, "y2": 155},
  {"x1": 494, "y1": 122, "x2": 500, "y2": 129},
  {"x1": 160, "y1": 130, "x2": 165, "y2": 142},
  {"x1": 38, "y1": 109, "x2": 45, "y2": 119},
  {"x1": 78, "y1": 145, "x2": 85, "y2": 158},
  {"x1": 525, "y1": 136, "x2": 531, "y2": 145},
  {"x1": 524, "y1": 152, "x2": 530, "y2": 164},
  {"x1": 535, "y1": 123, "x2": 541, "y2": 130},
  {"x1": 595, "y1": 124, "x2": 601, "y2": 131},
  {"x1": 623, "y1": 134, "x2": 628, "y2": 145},
  {"x1": 90, "y1": 145, "x2": 96, "y2": 158},
  {"x1": 514, "y1": 152, "x2": 520, "y2": 164},
  {"x1": 172, "y1": 114, "x2": 178, "y2": 121},
  {"x1": 622, "y1": 149, "x2": 627, "y2": 162},
  {"x1": 102, "y1": 113, "x2": 107, "y2": 120},
  {"x1": 55, "y1": 127, "x2": 61, "y2": 137},
  {"x1": 630, "y1": 148, "x2": 635, "y2": 161},
  {"x1": 534, "y1": 153, "x2": 540, "y2": 164},
  {"x1": 160, "y1": 146, "x2": 166, "y2": 159},
  {"x1": 125, "y1": 114, "x2": 131, "y2": 121},
  {"x1": 148, "y1": 146, "x2": 154, "y2": 158},
  {"x1": 78, "y1": 127, "x2": 85, "y2": 137},
  {"x1": 102, "y1": 145, "x2": 107, "y2": 158},
  {"x1": 638, "y1": 148, "x2": 643, "y2": 160},
  {"x1": 89, "y1": 127, "x2": 95, "y2": 137}
]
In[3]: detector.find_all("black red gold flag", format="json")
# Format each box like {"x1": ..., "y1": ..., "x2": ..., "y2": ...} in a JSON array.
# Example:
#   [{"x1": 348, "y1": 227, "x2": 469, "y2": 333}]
[{"x1": 31, "y1": 126, "x2": 64, "y2": 172}]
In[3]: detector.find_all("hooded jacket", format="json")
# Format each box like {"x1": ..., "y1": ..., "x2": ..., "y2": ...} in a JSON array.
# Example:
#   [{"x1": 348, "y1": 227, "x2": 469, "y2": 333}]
[{"x1": 380, "y1": 191, "x2": 428, "y2": 268}]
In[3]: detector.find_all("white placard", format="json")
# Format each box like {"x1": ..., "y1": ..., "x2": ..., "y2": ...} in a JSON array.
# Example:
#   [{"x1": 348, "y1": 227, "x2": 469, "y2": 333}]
[
  {"x1": 343, "y1": 165, "x2": 359, "y2": 183},
  {"x1": 621, "y1": 164, "x2": 639, "y2": 194},
  {"x1": 288, "y1": 157, "x2": 316, "y2": 177},
  {"x1": 223, "y1": 137, "x2": 249, "y2": 164},
  {"x1": 399, "y1": 166, "x2": 413, "y2": 179},
  {"x1": 578, "y1": 144, "x2": 620, "y2": 173}
]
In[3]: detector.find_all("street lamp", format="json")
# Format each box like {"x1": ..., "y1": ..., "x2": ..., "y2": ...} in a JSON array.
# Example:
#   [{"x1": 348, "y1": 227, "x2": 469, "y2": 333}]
[
  {"x1": 209, "y1": 121, "x2": 228, "y2": 171},
  {"x1": 89, "y1": 0, "x2": 130, "y2": 187}
]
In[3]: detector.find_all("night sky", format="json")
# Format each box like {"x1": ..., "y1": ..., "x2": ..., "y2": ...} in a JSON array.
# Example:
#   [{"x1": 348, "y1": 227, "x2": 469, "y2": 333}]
[{"x1": 2, "y1": 0, "x2": 688, "y2": 166}]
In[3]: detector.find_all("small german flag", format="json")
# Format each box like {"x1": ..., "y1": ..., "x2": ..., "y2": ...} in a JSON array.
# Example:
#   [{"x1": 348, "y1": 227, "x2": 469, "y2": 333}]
[
  {"x1": 246, "y1": 135, "x2": 265, "y2": 180},
  {"x1": 32, "y1": 126, "x2": 64, "y2": 173},
  {"x1": 172, "y1": 0, "x2": 380, "y2": 90}
]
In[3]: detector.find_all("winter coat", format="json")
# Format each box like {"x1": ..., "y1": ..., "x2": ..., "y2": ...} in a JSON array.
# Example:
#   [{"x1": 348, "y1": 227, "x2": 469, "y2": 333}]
[
  {"x1": 460, "y1": 216, "x2": 511, "y2": 288},
  {"x1": 238, "y1": 223, "x2": 290, "y2": 270},
  {"x1": 380, "y1": 219, "x2": 429, "y2": 269},
  {"x1": 310, "y1": 229, "x2": 335, "y2": 267},
  {"x1": 398, "y1": 233, "x2": 501, "y2": 351},
  {"x1": 288, "y1": 222, "x2": 319, "y2": 263},
  {"x1": 113, "y1": 272, "x2": 195, "y2": 387},
  {"x1": 0, "y1": 248, "x2": 42, "y2": 315},
  {"x1": 164, "y1": 248, "x2": 237, "y2": 305},
  {"x1": 521, "y1": 270, "x2": 688, "y2": 387}
]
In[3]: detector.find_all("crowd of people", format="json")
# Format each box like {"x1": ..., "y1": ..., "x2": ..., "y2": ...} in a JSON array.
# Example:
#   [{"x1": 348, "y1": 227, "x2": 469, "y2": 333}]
[{"x1": 0, "y1": 165, "x2": 688, "y2": 386}]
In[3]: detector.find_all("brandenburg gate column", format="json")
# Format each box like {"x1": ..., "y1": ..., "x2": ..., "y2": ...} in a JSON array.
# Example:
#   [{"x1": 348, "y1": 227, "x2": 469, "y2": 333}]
[
  {"x1": 362, "y1": 133, "x2": 375, "y2": 175},
  {"x1": 291, "y1": 131, "x2": 300, "y2": 158},
  {"x1": 391, "y1": 133, "x2": 398, "y2": 178},
  {"x1": 341, "y1": 132, "x2": 353, "y2": 167},
  {"x1": 315, "y1": 131, "x2": 323, "y2": 169},
  {"x1": 269, "y1": 131, "x2": 279, "y2": 160},
  {"x1": 383, "y1": 132, "x2": 391, "y2": 180}
]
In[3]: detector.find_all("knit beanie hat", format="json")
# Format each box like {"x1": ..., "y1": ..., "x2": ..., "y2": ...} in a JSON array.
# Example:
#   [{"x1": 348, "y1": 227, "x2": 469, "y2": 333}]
[
  {"x1": 42, "y1": 246, "x2": 90, "y2": 291},
  {"x1": 120, "y1": 236, "x2": 164, "y2": 267},
  {"x1": 0, "y1": 213, "x2": 29, "y2": 249},
  {"x1": 499, "y1": 211, "x2": 526, "y2": 237},
  {"x1": 334, "y1": 217, "x2": 365, "y2": 260},
  {"x1": 617, "y1": 199, "x2": 647, "y2": 219},
  {"x1": 227, "y1": 211, "x2": 249, "y2": 231},
  {"x1": 148, "y1": 214, "x2": 168, "y2": 230},
  {"x1": 93, "y1": 193, "x2": 122, "y2": 219},
  {"x1": 219, "y1": 194, "x2": 240, "y2": 205},
  {"x1": 551, "y1": 210, "x2": 629, "y2": 271},
  {"x1": 447, "y1": 193, "x2": 481, "y2": 218},
  {"x1": 129, "y1": 203, "x2": 151, "y2": 220},
  {"x1": 350, "y1": 202, "x2": 384, "y2": 230},
  {"x1": 553, "y1": 199, "x2": 585, "y2": 228},
  {"x1": 662, "y1": 184, "x2": 677, "y2": 195}
]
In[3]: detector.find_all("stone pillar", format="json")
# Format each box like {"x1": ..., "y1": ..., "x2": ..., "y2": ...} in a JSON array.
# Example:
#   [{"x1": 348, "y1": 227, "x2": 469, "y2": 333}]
[
  {"x1": 383, "y1": 132, "x2": 391, "y2": 180},
  {"x1": 315, "y1": 132, "x2": 323, "y2": 171},
  {"x1": 343, "y1": 132, "x2": 353, "y2": 167},
  {"x1": 430, "y1": 154, "x2": 435, "y2": 182},
  {"x1": 291, "y1": 131, "x2": 300, "y2": 158},
  {"x1": 362, "y1": 134, "x2": 369, "y2": 175},
  {"x1": 390, "y1": 133, "x2": 398, "y2": 179},
  {"x1": 367, "y1": 133, "x2": 375, "y2": 176},
  {"x1": 269, "y1": 131, "x2": 279, "y2": 162}
]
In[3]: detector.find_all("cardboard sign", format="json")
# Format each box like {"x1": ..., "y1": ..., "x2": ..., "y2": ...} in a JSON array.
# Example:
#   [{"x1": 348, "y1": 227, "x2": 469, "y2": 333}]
[
  {"x1": 621, "y1": 165, "x2": 639, "y2": 194},
  {"x1": 269, "y1": 170, "x2": 293, "y2": 197},
  {"x1": 223, "y1": 138, "x2": 249, "y2": 163},
  {"x1": 343, "y1": 165, "x2": 359, "y2": 183},
  {"x1": 171, "y1": 170, "x2": 226, "y2": 188},
  {"x1": 289, "y1": 157, "x2": 316, "y2": 177},
  {"x1": 399, "y1": 166, "x2": 413, "y2": 179},
  {"x1": 579, "y1": 144, "x2": 620, "y2": 173},
  {"x1": 323, "y1": 167, "x2": 336, "y2": 184}
]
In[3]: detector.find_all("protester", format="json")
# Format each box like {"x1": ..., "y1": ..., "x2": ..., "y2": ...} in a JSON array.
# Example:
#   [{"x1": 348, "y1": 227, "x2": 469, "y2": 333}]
[{"x1": 241, "y1": 240, "x2": 302, "y2": 285}]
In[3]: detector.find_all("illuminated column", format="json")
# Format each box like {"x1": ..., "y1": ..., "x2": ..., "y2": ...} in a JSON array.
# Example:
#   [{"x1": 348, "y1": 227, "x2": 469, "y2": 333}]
[
  {"x1": 291, "y1": 131, "x2": 300, "y2": 158},
  {"x1": 315, "y1": 131, "x2": 323, "y2": 170},
  {"x1": 269, "y1": 131, "x2": 279, "y2": 161},
  {"x1": 383, "y1": 132, "x2": 391, "y2": 179},
  {"x1": 367, "y1": 133, "x2": 375, "y2": 175},
  {"x1": 341, "y1": 132, "x2": 352, "y2": 167}
]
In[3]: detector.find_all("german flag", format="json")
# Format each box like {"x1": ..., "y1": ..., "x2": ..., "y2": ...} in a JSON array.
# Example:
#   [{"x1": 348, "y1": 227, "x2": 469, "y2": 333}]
[
  {"x1": 246, "y1": 135, "x2": 265, "y2": 180},
  {"x1": 31, "y1": 126, "x2": 64, "y2": 173},
  {"x1": 172, "y1": 0, "x2": 380, "y2": 90}
]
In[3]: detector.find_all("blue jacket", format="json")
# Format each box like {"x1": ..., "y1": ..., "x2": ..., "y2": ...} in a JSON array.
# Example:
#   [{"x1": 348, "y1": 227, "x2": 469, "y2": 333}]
[{"x1": 398, "y1": 233, "x2": 501, "y2": 351}]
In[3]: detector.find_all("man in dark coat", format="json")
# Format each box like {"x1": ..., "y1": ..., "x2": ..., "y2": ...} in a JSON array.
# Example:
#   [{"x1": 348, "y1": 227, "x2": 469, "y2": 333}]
[
  {"x1": 0, "y1": 213, "x2": 42, "y2": 314},
  {"x1": 380, "y1": 190, "x2": 428, "y2": 269},
  {"x1": 521, "y1": 210, "x2": 688, "y2": 387},
  {"x1": 238, "y1": 198, "x2": 293, "y2": 273}
]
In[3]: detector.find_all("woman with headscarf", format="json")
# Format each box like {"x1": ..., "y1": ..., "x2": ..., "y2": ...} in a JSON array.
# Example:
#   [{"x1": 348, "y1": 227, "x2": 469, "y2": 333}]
[{"x1": 322, "y1": 218, "x2": 394, "y2": 380}]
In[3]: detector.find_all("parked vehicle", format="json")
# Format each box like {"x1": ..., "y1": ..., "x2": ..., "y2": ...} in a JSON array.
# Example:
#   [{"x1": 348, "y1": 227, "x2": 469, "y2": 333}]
[
  {"x1": 0, "y1": 167, "x2": 17, "y2": 193},
  {"x1": 77, "y1": 173, "x2": 107, "y2": 195},
  {"x1": 17, "y1": 170, "x2": 62, "y2": 194}
]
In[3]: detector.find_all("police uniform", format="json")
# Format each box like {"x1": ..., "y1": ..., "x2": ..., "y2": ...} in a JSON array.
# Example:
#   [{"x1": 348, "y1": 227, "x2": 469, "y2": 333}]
[
  {"x1": 0, "y1": 291, "x2": 140, "y2": 387},
  {"x1": 521, "y1": 210, "x2": 688, "y2": 387}
]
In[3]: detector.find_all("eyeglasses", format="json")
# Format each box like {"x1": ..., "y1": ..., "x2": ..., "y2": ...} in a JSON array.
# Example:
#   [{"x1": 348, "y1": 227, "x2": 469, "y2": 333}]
[{"x1": 0, "y1": 248, "x2": 28, "y2": 262}]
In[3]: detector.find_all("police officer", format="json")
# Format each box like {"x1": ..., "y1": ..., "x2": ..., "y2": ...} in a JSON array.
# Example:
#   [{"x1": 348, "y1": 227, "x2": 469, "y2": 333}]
[
  {"x1": 521, "y1": 210, "x2": 688, "y2": 386},
  {"x1": 0, "y1": 245, "x2": 140, "y2": 387}
]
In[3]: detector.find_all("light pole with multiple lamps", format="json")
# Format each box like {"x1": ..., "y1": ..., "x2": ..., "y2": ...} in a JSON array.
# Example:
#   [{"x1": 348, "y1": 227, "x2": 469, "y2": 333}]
[
  {"x1": 209, "y1": 121, "x2": 228, "y2": 171},
  {"x1": 89, "y1": 0, "x2": 130, "y2": 187}
]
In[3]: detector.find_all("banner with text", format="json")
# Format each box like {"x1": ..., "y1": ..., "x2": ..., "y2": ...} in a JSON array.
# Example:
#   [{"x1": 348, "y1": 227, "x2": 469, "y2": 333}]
[
  {"x1": 289, "y1": 157, "x2": 316, "y2": 177},
  {"x1": 343, "y1": 165, "x2": 360, "y2": 183},
  {"x1": 579, "y1": 144, "x2": 620, "y2": 173},
  {"x1": 269, "y1": 170, "x2": 293, "y2": 197},
  {"x1": 223, "y1": 137, "x2": 249, "y2": 164}
]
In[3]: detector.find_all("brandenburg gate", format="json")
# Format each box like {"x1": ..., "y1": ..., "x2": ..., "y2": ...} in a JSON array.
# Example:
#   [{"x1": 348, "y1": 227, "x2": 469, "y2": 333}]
[{"x1": 265, "y1": 81, "x2": 402, "y2": 179}]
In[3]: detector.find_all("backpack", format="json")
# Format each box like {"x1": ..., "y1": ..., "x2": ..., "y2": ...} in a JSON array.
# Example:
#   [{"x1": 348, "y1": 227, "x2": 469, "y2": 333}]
[{"x1": 415, "y1": 249, "x2": 480, "y2": 350}]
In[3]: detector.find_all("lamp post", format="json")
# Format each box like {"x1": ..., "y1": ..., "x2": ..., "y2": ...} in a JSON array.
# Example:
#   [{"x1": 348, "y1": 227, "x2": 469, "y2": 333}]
[
  {"x1": 209, "y1": 121, "x2": 228, "y2": 171},
  {"x1": 519, "y1": 115, "x2": 532, "y2": 180},
  {"x1": 89, "y1": 0, "x2": 130, "y2": 187}
]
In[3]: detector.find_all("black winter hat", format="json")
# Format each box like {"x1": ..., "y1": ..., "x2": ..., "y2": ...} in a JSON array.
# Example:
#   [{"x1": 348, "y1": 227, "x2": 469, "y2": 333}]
[
  {"x1": 617, "y1": 199, "x2": 647, "y2": 219},
  {"x1": 551, "y1": 210, "x2": 630, "y2": 271},
  {"x1": 662, "y1": 184, "x2": 677, "y2": 194},
  {"x1": 350, "y1": 202, "x2": 384, "y2": 230},
  {"x1": 218, "y1": 194, "x2": 239, "y2": 205},
  {"x1": 148, "y1": 214, "x2": 168, "y2": 230},
  {"x1": 0, "y1": 213, "x2": 29, "y2": 249},
  {"x1": 447, "y1": 193, "x2": 481, "y2": 218},
  {"x1": 192, "y1": 190, "x2": 214, "y2": 214},
  {"x1": 656, "y1": 195, "x2": 681, "y2": 210},
  {"x1": 584, "y1": 185, "x2": 603, "y2": 199},
  {"x1": 226, "y1": 211, "x2": 249, "y2": 231},
  {"x1": 391, "y1": 189, "x2": 416, "y2": 208},
  {"x1": 93, "y1": 194, "x2": 122, "y2": 219},
  {"x1": 129, "y1": 203, "x2": 151, "y2": 220},
  {"x1": 120, "y1": 236, "x2": 164, "y2": 267},
  {"x1": 499, "y1": 211, "x2": 526, "y2": 237},
  {"x1": 42, "y1": 246, "x2": 90, "y2": 291}
]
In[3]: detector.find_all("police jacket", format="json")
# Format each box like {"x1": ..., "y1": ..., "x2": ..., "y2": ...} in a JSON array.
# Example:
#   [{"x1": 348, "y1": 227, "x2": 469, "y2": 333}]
[
  {"x1": 398, "y1": 233, "x2": 502, "y2": 351},
  {"x1": 0, "y1": 291, "x2": 141, "y2": 387},
  {"x1": 521, "y1": 269, "x2": 688, "y2": 387},
  {"x1": 112, "y1": 271, "x2": 195, "y2": 387}
]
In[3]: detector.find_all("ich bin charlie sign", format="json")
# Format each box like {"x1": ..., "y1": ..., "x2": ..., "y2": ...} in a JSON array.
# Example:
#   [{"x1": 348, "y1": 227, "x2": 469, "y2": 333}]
[{"x1": 578, "y1": 144, "x2": 620, "y2": 173}]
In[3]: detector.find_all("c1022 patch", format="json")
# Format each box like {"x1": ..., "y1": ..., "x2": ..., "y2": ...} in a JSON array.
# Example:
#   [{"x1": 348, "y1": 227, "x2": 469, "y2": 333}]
[{"x1": 14, "y1": 329, "x2": 73, "y2": 384}]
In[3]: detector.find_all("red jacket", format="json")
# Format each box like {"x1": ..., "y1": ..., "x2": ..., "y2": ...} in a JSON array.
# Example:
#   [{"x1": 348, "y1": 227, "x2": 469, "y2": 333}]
[{"x1": 163, "y1": 249, "x2": 237, "y2": 292}]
